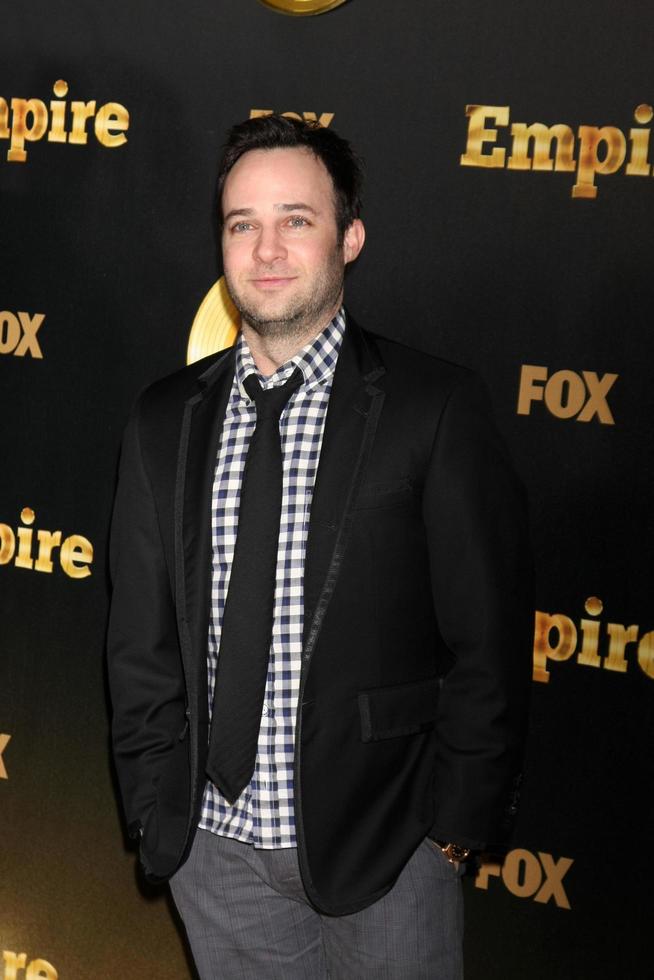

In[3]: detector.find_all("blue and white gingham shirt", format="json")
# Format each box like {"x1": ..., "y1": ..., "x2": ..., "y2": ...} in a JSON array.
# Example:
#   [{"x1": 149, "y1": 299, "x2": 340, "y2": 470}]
[{"x1": 199, "y1": 310, "x2": 346, "y2": 848}]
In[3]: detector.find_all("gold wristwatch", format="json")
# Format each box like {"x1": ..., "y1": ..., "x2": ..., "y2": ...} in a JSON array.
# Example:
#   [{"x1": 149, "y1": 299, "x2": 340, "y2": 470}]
[{"x1": 434, "y1": 840, "x2": 471, "y2": 864}]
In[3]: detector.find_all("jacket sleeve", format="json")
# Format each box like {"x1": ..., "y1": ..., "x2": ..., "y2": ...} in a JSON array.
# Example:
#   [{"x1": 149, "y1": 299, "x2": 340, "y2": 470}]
[
  {"x1": 423, "y1": 371, "x2": 533, "y2": 850},
  {"x1": 107, "y1": 399, "x2": 187, "y2": 839}
]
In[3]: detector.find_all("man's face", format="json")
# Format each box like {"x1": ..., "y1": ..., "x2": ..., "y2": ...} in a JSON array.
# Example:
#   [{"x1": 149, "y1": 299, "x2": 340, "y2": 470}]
[{"x1": 221, "y1": 146, "x2": 364, "y2": 339}]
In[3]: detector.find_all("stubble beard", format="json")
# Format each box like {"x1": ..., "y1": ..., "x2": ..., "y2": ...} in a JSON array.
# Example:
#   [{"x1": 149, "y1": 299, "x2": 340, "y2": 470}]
[{"x1": 224, "y1": 251, "x2": 345, "y2": 341}]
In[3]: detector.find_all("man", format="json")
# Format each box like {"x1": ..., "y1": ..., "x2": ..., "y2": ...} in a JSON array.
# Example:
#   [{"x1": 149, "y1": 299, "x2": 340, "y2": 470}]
[{"x1": 108, "y1": 114, "x2": 533, "y2": 978}]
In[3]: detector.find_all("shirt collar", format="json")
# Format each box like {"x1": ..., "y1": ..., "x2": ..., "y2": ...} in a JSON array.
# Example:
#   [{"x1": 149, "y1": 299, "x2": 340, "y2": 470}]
[{"x1": 234, "y1": 308, "x2": 346, "y2": 400}]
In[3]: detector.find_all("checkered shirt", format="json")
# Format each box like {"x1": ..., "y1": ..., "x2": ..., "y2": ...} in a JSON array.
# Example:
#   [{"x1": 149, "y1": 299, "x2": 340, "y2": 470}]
[{"x1": 199, "y1": 310, "x2": 346, "y2": 848}]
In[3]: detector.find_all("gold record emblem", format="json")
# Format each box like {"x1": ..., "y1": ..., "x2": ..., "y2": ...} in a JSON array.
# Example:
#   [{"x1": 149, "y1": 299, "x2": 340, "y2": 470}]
[
  {"x1": 258, "y1": 0, "x2": 348, "y2": 14},
  {"x1": 187, "y1": 277, "x2": 240, "y2": 364}
]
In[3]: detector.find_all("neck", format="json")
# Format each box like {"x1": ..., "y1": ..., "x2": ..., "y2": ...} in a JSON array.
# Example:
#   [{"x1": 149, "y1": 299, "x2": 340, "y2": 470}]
[{"x1": 241, "y1": 303, "x2": 342, "y2": 377}]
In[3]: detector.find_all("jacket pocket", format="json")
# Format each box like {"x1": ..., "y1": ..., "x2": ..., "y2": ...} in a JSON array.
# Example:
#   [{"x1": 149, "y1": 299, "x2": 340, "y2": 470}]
[
  {"x1": 358, "y1": 676, "x2": 441, "y2": 742},
  {"x1": 353, "y1": 478, "x2": 417, "y2": 510}
]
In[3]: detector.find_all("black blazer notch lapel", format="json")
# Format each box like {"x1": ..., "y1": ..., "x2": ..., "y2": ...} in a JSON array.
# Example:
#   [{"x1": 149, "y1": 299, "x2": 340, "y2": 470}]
[
  {"x1": 173, "y1": 347, "x2": 235, "y2": 834},
  {"x1": 302, "y1": 317, "x2": 387, "y2": 663}
]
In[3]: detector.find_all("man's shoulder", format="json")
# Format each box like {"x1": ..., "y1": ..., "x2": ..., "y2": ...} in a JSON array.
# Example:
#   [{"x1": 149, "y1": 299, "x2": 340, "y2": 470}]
[
  {"x1": 135, "y1": 346, "x2": 234, "y2": 419},
  {"x1": 359, "y1": 325, "x2": 477, "y2": 395}
]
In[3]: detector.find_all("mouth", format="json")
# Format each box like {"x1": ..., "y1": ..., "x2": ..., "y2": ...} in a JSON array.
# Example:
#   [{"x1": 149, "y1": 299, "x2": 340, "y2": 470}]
[{"x1": 250, "y1": 276, "x2": 297, "y2": 289}]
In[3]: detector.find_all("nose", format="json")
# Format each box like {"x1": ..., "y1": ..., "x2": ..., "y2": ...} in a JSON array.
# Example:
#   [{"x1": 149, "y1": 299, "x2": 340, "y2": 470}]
[{"x1": 253, "y1": 224, "x2": 287, "y2": 265}]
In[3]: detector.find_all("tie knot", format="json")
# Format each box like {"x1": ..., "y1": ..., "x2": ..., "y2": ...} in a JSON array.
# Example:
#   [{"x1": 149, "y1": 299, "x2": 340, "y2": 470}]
[{"x1": 243, "y1": 366, "x2": 304, "y2": 421}]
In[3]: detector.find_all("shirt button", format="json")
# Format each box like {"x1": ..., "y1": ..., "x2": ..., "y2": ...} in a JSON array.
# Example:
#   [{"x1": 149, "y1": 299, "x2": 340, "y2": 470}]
[{"x1": 262, "y1": 704, "x2": 269, "y2": 715}]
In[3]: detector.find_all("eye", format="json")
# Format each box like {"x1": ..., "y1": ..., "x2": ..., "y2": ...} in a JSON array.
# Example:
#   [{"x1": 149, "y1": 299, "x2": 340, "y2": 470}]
[
  {"x1": 232, "y1": 221, "x2": 253, "y2": 233},
  {"x1": 287, "y1": 215, "x2": 309, "y2": 228}
]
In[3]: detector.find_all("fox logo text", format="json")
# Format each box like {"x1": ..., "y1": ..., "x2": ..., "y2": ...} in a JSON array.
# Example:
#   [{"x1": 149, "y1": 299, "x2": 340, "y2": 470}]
[
  {"x1": 475, "y1": 849, "x2": 573, "y2": 910},
  {"x1": 0, "y1": 312, "x2": 45, "y2": 359},
  {"x1": 517, "y1": 365, "x2": 617, "y2": 425},
  {"x1": 250, "y1": 109, "x2": 335, "y2": 127},
  {"x1": 0, "y1": 734, "x2": 10, "y2": 780}
]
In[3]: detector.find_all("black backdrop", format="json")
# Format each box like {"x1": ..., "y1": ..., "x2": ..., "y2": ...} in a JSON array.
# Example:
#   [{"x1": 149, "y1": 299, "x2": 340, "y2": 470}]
[{"x1": 2, "y1": 2, "x2": 653, "y2": 977}]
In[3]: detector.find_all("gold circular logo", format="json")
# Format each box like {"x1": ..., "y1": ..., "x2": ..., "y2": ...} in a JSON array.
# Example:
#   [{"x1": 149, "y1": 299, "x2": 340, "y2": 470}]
[
  {"x1": 186, "y1": 277, "x2": 240, "y2": 365},
  {"x1": 258, "y1": 0, "x2": 348, "y2": 15}
]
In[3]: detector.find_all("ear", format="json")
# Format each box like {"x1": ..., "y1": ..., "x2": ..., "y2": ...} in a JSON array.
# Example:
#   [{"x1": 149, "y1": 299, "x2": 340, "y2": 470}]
[{"x1": 342, "y1": 219, "x2": 366, "y2": 264}]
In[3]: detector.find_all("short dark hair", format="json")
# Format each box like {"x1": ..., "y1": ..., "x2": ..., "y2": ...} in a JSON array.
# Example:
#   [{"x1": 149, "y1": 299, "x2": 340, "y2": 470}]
[{"x1": 217, "y1": 114, "x2": 364, "y2": 240}]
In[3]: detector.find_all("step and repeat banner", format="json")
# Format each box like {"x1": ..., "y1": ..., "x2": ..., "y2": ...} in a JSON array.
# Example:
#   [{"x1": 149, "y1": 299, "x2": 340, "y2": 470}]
[{"x1": 1, "y1": 1, "x2": 652, "y2": 977}]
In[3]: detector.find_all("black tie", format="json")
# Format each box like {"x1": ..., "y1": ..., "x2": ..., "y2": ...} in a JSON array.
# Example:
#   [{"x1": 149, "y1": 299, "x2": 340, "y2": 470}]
[{"x1": 206, "y1": 364, "x2": 304, "y2": 803}]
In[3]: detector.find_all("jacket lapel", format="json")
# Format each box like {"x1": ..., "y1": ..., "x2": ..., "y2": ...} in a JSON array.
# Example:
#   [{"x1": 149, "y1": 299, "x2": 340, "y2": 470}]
[
  {"x1": 174, "y1": 349, "x2": 235, "y2": 758},
  {"x1": 302, "y1": 316, "x2": 386, "y2": 659}
]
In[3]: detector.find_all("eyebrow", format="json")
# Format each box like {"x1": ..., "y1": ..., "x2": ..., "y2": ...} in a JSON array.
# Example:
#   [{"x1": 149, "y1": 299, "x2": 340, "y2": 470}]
[
  {"x1": 223, "y1": 207, "x2": 255, "y2": 222},
  {"x1": 223, "y1": 203, "x2": 319, "y2": 222},
  {"x1": 275, "y1": 202, "x2": 318, "y2": 214}
]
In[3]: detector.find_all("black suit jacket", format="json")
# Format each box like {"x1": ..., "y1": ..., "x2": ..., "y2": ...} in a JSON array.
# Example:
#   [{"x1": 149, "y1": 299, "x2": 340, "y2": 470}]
[{"x1": 107, "y1": 315, "x2": 533, "y2": 915}]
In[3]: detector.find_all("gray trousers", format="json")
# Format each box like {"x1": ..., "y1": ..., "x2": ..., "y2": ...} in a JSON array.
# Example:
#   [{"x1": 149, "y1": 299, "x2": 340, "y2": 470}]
[{"x1": 169, "y1": 829, "x2": 464, "y2": 979}]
